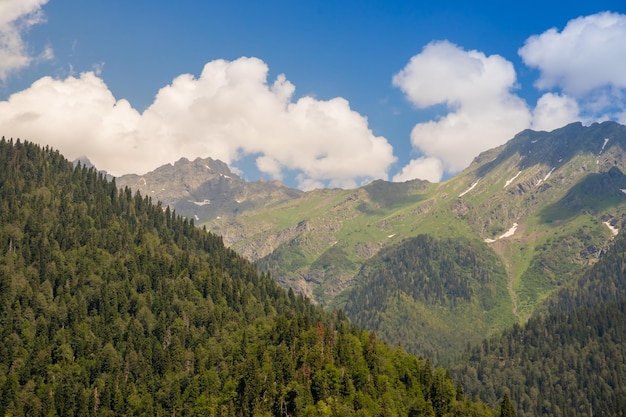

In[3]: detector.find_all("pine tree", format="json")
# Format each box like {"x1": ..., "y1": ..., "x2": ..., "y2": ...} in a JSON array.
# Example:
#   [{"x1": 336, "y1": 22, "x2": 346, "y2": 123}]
[{"x1": 499, "y1": 393, "x2": 516, "y2": 417}]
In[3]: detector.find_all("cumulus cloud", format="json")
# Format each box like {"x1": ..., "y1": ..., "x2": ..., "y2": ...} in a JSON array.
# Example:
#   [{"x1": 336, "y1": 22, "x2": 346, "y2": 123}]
[
  {"x1": 0, "y1": 57, "x2": 396, "y2": 190},
  {"x1": 0, "y1": 0, "x2": 50, "y2": 82},
  {"x1": 0, "y1": 72, "x2": 142, "y2": 164},
  {"x1": 531, "y1": 93, "x2": 580, "y2": 131},
  {"x1": 392, "y1": 157, "x2": 443, "y2": 183},
  {"x1": 393, "y1": 41, "x2": 531, "y2": 182},
  {"x1": 394, "y1": 13, "x2": 626, "y2": 183},
  {"x1": 520, "y1": 12, "x2": 626, "y2": 119}
]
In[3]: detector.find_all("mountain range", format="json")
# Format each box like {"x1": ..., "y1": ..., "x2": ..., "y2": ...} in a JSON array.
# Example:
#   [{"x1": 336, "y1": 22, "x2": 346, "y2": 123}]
[
  {"x1": 118, "y1": 120, "x2": 626, "y2": 362},
  {"x1": 0, "y1": 138, "x2": 495, "y2": 416},
  {"x1": 4, "y1": 122, "x2": 626, "y2": 416},
  {"x1": 115, "y1": 156, "x2": 303, "y2": 223}
]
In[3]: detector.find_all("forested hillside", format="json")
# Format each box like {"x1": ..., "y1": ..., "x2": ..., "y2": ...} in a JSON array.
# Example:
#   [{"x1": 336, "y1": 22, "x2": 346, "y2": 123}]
[
  {"x1": 0, "y1": 138, "x2": 496, "y2": 416},
  {"x1": 453, "y1": 220, "x2": 626, "y2": 416},
  {"x1": 344, "y1": 235, "x2": 515, "y2": 364},
  {"x1": 196, "y1": 121, "x2": 626, "y2": 363}
]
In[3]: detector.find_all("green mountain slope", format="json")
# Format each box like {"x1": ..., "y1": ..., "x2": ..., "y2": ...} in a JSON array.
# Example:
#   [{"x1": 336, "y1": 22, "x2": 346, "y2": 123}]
[
  {"x1": 198, "y1": 121, "x2": 626, "y2": 360},
  {"x1": 216, "y1": 179, "x2": 441, "y2": 301},
  {"x1": 0, "y1": 138, "x2": 495, "y2": 416},
  {"x1": 452, "y1": 217, "x2": 626, "y2": 416},
  {"x1": 344, "y1": 235, "x2": 515, "y2": 364}
]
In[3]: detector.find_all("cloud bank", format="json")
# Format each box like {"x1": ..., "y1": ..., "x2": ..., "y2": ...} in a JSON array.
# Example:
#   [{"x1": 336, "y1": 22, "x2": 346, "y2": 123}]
[
  {"x1": 392, "y1": 41, "x2": 532, "y2": 182},
  {"x1": 394, "y1": 12, "x2": 626, "y2": 182},
  {"x1": 520, "y1": 11, "x2": 626, "y2": 123},
  {"x1": 2, "y1": 6, "x2": 626, "y2": 188},
  {"x1": 0, "y1": 0, "x2": 50, "y2": 82},
  {"x1": 0, "y1": 58, "x2": 395, "y2": 190}
]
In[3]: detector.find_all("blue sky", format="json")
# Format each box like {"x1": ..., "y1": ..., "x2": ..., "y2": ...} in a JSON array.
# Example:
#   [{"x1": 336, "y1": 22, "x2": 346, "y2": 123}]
[{"x1": 1, "y1": 1, "x2": 626, "y2": 189}]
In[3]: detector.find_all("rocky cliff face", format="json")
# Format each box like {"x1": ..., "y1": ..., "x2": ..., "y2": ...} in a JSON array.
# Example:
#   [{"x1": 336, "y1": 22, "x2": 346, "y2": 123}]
[{"x1": 116, "y1": 156, "x2": 303, "y2": 225}]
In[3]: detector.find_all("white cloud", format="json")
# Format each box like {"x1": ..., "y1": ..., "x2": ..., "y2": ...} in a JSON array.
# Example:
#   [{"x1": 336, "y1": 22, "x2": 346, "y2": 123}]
[
  {"x1": 0, "y1": 57, "x2": 396, "y2": 190},
  {"x1": 255, "y1": 155, "x2": 282, "y2": 179},
  {"x1": 392, "y1": 157, "x2": 443, "y2": 183},
  {"x1": 394, "y1": 14, "x2": 626, "y2": 183},
  {"x1": 520, "y1": 12, "x2": 626, "y2": 95},
  {"x1": 0, "y1": 0, "x2": 50, "y2": 82},
  {"x1": 531, "y1": 93, "x2": 580, "y2": 132},
  {"x1": 393, "y1": 41, "x2": 531, "y2": 181},
  {"x1": 520, "y1": 12, "x2": 626, "y2": 120},
  {"x1": 7, "y1": 9, "x2": 624, "y2": 189},
  {"x1": 0, "y1": 72, "x2": 142, "y2": 164}
]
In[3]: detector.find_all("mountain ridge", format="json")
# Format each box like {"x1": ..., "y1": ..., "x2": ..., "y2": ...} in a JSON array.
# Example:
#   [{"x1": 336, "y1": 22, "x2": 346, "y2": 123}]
[
  {"x1": 116, "y1": 156, "x2": 303, "y2": 223},
  {"x1": 117, "y1": 121, "x2": 626, "y2": 362},
  {"x1": 0, "y1": 137, "x2": 496, "y2": 416}
]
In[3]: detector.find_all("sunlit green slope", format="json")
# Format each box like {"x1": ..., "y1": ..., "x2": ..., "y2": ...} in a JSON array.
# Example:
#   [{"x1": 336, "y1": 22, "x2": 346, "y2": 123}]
[{"x1": 204, "y1": 121, "x2": 626, "y2": 360}]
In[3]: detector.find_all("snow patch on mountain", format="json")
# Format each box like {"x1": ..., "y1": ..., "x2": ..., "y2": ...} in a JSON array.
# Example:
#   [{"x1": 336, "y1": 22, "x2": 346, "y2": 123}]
[
  {"x1": 599, "y1": 138, "x2": 609, "y2": 155},
  {"x1": 192, "y1": 199, "x2": 211, "y2": 206},
  {"x1": 604, "y1": 221, "x2": 619, "y2": 236},
  {"x1": 504, "y1": 171, "x2": 522, "y2": 188},
  {"x1": 459, "y1": 179, "x2": 480, "y2": 197},
  {"x1": 536, "y1": 168, "x2": 555, "y2": 186},
  {"x1": 485, "y1": 223, "x2": 519, "y2": 243},
  {"x1": 499, "y1": 223, "x2": 519, "y2": 239}
]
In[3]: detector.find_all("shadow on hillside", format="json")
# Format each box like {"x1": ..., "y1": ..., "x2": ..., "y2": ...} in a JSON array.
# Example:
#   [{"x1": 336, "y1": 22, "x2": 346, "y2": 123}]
[
  {"x1": 362, "y1": 179, "x2": 433, "y2": 211},
  {"x1": 539, "y1": 168, "x2": 626, "y2": 224},
  {"x1": 475, "y1": 122, "x2": 623, "y2": 179}
]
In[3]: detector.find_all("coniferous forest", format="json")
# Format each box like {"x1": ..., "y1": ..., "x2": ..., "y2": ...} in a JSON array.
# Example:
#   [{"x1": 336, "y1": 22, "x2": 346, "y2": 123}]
[
  {"x1": 344, "y1": 235, "x2": 512, "y2": 364},
  {"x1": 0, "y1": 139, "x2": 498, "y2": 416},
  {"x1": 453, "y1": 217, "x2": 626, "y2": 416}
]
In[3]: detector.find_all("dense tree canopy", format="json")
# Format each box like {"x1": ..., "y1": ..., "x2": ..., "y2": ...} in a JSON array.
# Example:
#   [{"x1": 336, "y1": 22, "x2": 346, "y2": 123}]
[
  {"x1": 343, "y1": 234, "x2": 513, "y2": 363},
  {"x1": 454, "y1": 218, "x2": 626, "y2": 416},
  {"x1": 0, "y1": 138, "x2": 496, "y2": 416}
]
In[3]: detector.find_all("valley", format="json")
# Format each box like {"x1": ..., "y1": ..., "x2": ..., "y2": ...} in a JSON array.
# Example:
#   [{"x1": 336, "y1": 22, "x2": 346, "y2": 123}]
[
  {"x1": 1, "y1": 138, "x2": 494, "y2": 416},
  {"x1": 2, "y1": 3, "x2": 625, "y2": 415},
  {"x1": 119, "y1": 121, "x2": 626, "y2": 362},
  {"x1": 4, "y1": 123, "x2": 626, "y2": 415}
]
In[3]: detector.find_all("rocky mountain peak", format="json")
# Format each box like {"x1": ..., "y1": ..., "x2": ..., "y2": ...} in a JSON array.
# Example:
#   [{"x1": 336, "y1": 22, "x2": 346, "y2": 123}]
[{"x1": 116, "y1": 156, "x2": 302, "y2": 224}]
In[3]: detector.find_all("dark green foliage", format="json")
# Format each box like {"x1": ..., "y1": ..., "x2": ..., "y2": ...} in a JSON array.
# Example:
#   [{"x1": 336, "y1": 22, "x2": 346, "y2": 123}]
[
  {"x1": 499, "y1": 393, "x2": 515, "y2": 417},
  {"x1": 0, "y1": 138, "x2": 491, "y2": 416},
  {"x1": 516, "y1": 224, "x2": 606, "y2": 311},
  {"x1": 343, "y1": 235, "x2": 512, "y2": 363},
  {"x1": 453, "y1": 219, "x2": 626, "y2": 417}
]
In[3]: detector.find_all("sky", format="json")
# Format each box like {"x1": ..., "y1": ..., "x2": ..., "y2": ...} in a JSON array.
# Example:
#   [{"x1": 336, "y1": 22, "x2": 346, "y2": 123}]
[{"x1": 1, "y1": 1, "x2": 626, "y2": 190}]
